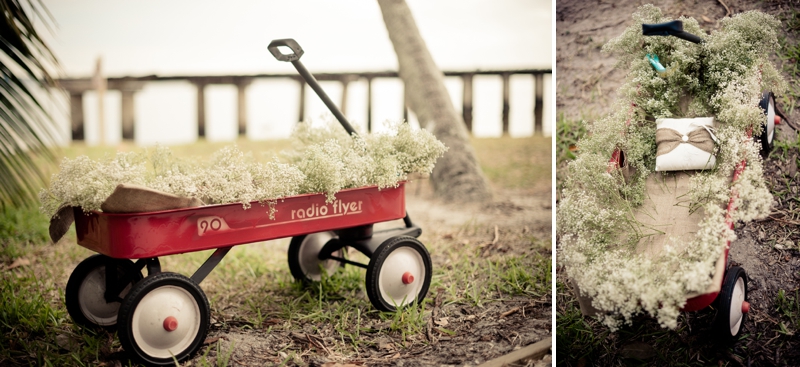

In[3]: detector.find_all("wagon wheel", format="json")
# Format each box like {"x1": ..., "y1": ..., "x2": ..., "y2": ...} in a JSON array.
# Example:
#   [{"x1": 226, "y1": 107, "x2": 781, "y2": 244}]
[
  {"x1": 118, "y1": 272, "x2": 209, "y2": 366},
  {"x1": 65, "y1": 254, "x2": 142, "y2": 328},
  {"x1": 715, "y1": 266, "x2": 748, "y2": 340},
  {"x1": 365, "y1": 236, "x2": 432, "y2": 312},
  {"x1": 758, "y1": 92, "x2": 776, "y2": 158},
  {"x1": 288, "y1": 232, "x2": 344, "y2": 282}
]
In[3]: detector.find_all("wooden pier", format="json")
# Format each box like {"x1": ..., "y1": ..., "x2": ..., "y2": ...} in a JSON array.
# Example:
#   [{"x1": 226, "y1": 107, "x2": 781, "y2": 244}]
[{"x1": 57, "y1": 69, "x2": 551, "y2": 141}]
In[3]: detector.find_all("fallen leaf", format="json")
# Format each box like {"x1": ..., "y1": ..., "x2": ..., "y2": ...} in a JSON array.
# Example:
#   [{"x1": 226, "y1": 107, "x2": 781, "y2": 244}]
[
  {"x1": 56, "y1": 333, "x2": 80, "y2": 352},
  {"x1": 702, "y1": 15, "x2": 713, "y2": 23},
  {"x1": 435, "y1": 317, "x2": 449, "y2": 326},
  {"x1": 5, "y1": 258, "x2": 30, "y2": 271}
]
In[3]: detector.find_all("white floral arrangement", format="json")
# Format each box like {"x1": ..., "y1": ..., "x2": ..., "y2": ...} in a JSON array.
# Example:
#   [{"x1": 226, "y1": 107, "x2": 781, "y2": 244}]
[
  {"x1": 40, "y1": 119, "x2": 447, "y2": 218},
  {"x1": 558, "y1": 5, "x2": 783, "y2": 330}
]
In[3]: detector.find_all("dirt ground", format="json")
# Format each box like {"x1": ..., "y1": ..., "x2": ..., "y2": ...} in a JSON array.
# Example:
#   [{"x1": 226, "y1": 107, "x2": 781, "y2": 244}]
[
  {"x1": 557, "y1": 0, "x2": 793, "y2": 121},
  {"x1": 186, "y1": 183, "x2": 553, "y2": 366},
  {"x1": 557, "y1": 0, "x2": 800, "y2": 365}
]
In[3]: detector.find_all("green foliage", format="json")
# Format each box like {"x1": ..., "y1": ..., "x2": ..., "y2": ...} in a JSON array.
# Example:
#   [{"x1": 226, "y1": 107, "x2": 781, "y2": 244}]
[
  {"x1": 0, "y1": 0, "x2": 60, "y2": 209},
  {"x1": 556, "y1": 113, "x2": 588, "y2": 165},
  {"x1": 0, "y1": 269, "x2": 114, "y2": 366},
  {"x1": 0, "y1": 205, "x2": 49, "y2": 261},
  {"x1": 555, "y1": 280, "x2": 610, "y2": 363},
  {"x1": 491, "y1": 254, "x2": 550, "y2": 297},
  {"x1": 776, "y1": 289, "x2": 800, "y2": 334}
]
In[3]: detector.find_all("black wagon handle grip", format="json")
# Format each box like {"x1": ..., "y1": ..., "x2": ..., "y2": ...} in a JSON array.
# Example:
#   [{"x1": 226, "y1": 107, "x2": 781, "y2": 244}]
[
  {"x1": 642, "y1": 20, "x2": 703, "y2": 44},
  {"x1": 268, "y1": 38, "x2": 305, "y2": 62},
  {"x1": 268, "y1": 38, "x2": 358, "y2": 136}
]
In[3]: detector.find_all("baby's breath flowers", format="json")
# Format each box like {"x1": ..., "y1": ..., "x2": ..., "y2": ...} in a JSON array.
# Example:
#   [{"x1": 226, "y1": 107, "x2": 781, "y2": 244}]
[
  {"x1": 40, "y1": 119, "x2": 447, "y2": 217},
  {"x1": 558, "y1": 5, "x2": 782, "y2": 330}
]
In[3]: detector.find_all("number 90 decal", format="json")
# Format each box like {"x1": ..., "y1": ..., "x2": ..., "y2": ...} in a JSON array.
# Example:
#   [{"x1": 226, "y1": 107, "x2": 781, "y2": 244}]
[{"x1": 197, "y1": 216, "x2": 230, "y2": 236}]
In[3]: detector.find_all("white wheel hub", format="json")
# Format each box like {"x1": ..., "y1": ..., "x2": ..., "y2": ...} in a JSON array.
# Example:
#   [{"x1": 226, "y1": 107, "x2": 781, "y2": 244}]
[
  {"x1": 764, "y1": 97, "x2": 775, "y2": 144},
  {"x1": 729, "y1": 276, "x2": 745, "y2": 335},
  {"x1": 78, "y1": 266, "x2": 131, "y2": 326},
  {"x1": 131, "y1": 285, "x2": 201, "y2": 359},
  {"x1": 378, "y1": 246, "x2": 425, "y2": 308},
  {"x1": 299, "y1": 232, "x2": 342, "y2": 281}
]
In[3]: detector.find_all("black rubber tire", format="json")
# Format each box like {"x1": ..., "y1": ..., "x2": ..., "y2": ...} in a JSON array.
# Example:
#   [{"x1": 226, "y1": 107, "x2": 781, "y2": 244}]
[
  {"x1": 365, "y1": 236, "x2": 432, "y2": 312},
  {"x1": 65, "y1": 254, "x2": 142, "y2": 329},
  {"x1": 715, "y1": 266, "x2": 748, "y2": 340},
  {"x1": 758, "y1": 92, "x2": 775, "y2": 158},
  {"x1": 118, "y1": 272, "x2": 209, "y2": 366},
  {"x1": 288, "y1": 232, "x2": 342, "y2": 283}
]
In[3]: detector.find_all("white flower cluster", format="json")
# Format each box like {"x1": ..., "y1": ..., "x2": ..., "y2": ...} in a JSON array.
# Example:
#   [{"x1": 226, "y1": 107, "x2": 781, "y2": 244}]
[
  {"x1": 558, "y1": 6, "x2": 781, "y2": 330},
  {"x1": 40, "y1": 119, "x2": 447, "y2": 217},
  {"x1": 40, "y1": 153, "x2": 148, "y2": 216}
]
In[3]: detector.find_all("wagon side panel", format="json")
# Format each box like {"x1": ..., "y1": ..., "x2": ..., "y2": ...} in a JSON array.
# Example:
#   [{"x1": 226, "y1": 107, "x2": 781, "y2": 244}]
[{"x1": 75, "y1": 185, "x2": 407, "y2": 259}]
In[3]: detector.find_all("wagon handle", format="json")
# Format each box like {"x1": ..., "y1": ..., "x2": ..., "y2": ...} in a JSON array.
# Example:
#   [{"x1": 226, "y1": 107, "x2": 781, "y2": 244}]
[
  {"x1": 642, "y1": 20, "x2": 703, "y2": 44},
  {"x1": 268, "y1": 38, "x2": 358, "y2": 136},
  {"x1": 267, "y1": 38, "x2": 304, "y2": 62}
]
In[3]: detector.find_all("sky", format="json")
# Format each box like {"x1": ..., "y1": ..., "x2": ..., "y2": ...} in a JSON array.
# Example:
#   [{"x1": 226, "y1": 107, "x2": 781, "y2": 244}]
[
  {"x1": 38, "y1": 0, "x2": 553, "y2": 144},
  {"x1": 42, "y1": 0, "x2": 551, "y2": 76}
]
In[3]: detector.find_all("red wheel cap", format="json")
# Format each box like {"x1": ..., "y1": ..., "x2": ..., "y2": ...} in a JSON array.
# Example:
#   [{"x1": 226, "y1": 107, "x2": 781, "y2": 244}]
[
  {"x1": 742, "y1": 301, "x2": 750, "y2": 314},
  {"x1": 402, "y1": 272, "x2": 414, "y2": 285},
  {"x1": 163, "y1": 316, "x2": 178, "y2": 331},
  {"x1": 775, "y1": 115, "x2": 781, "y2": 125}
]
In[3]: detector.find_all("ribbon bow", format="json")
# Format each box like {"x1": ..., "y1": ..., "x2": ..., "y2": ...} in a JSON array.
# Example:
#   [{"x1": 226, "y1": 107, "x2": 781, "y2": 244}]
[{"x1": 655, "y1": 127, "x2": 716, "y2": 156}]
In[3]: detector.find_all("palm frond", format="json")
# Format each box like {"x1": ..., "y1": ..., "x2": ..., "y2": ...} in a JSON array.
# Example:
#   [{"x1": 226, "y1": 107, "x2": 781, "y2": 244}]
[{"x1": 0, "y1": 0, "x2": 59, "y2": 209}]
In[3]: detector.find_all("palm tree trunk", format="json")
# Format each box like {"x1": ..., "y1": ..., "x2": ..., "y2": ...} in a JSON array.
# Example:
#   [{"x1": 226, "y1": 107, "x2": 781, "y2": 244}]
[{"x1": 377, "y1": 0, "x2": 492, "y2": 203}]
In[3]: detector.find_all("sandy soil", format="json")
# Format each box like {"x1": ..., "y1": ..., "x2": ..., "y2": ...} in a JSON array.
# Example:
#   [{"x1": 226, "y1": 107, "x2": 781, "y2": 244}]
[{"x1": 185, "y1": 183, "x2": 553, "y2": 366}]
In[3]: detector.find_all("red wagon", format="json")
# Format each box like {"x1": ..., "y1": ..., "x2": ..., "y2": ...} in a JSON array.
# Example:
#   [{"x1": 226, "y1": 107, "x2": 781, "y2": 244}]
[
  {"x1": 64, "y1": 39, "x2": 433, "y2": 365},
  {"x1": 572, "y1": 21, "x2": 787, "y2": 339}
]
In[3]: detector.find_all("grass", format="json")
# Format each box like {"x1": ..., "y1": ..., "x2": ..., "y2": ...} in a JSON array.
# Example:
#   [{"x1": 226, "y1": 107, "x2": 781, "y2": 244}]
[
  {"x1": 555, "y1": 112, "x2": 586, "y2": 167},
  {"x1": 0, "y1": 203, "x2": 125, "y2": 365},
  {"x1": 471, "y1": 135, "x2": 551, "y2": 192},
  {"x1": 0, "y1": 206, "x2": 50, "y2": 262},
  {"x1": 0, "y1": 134, "x2": 549, "y2": 366},
  {"x1": 555, "y1": 113, "x2": 589, "y2": 197},
  {"x1": 776, "y1": 289, "x2": 800, "y2": 335}
]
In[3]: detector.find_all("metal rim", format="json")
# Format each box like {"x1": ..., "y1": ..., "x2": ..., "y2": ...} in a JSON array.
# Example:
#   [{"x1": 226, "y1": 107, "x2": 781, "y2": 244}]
[
  {"x1": 729, "y1": 276, "x2": 745, "y2": 335},
  {"x1": 298, "y1": 232, "x2": 342, "y2": 281},
  {"x1": 377, "y1": 246, "x2": 425, "y2": 308},
  {"x1": 77, "y1": 266, "x2": 131, "y2": 326},
  {"x1": 130, "y1": 285, "x2": 202, "y2": 359}
]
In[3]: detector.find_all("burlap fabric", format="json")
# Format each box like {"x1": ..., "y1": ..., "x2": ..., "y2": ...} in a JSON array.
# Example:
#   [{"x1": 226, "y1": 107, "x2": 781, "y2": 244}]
[
  {"x1": 49, "y1": 183, "x2": 203, "y2": 243},
  {"x1": 574, "y1": 172, "x2": 726, "y2": 316},
  {"x1": 99, "y1": 183, "x2": 203, "y2": 213},
  {"x1": 634, "y1": 172, "x2": 725, "y2": 300},
  {"x1": 655, "y1": 127, "x2": 715, "y2": 156}
]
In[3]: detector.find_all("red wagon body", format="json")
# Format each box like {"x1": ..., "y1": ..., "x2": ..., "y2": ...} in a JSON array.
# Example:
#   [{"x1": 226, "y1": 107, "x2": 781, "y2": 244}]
[{"x1": 74, "y1": 184, "x2": 406, "y2": 259}]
